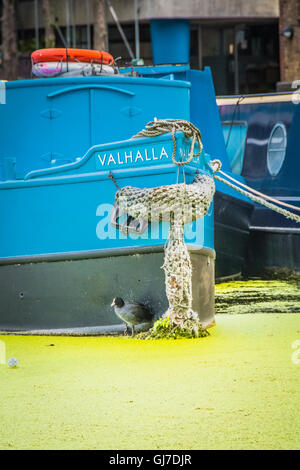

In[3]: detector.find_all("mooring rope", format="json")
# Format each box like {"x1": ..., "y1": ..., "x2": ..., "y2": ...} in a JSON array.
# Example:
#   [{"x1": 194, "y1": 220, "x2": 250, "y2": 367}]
[
  {"x1": 133, "y1": 118, "x2": 203, "y2": 166},
  {"x1": 217, "y1": 169, "x2": 300, "y2": 213},
  {"x1": 131, "y1": 119, "x2": 300, "y2": 224},
  {"x1": 112, "y1": 122, "x2": 214, "y2": 333},
  {"x1": 114, "y1": 171, "x2": 214, "y2": 334},
  {"x1": 111, "y1": 119, "x2": 299, "y2": 333},
  {"x1": 212, "y1": 171, "x2": 300, "y2": 223},
  {"x1": 132, "y1": 119, "x2": 300, "y2": 224}
]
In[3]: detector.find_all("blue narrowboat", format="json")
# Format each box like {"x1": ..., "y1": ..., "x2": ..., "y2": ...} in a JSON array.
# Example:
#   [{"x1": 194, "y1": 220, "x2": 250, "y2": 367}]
[
  {"x1": 0, "y1": 20, "x2": 253, "y2": 332},
  {"x1": 0, "y1": 73, "x2": 219, "y2": 331}
]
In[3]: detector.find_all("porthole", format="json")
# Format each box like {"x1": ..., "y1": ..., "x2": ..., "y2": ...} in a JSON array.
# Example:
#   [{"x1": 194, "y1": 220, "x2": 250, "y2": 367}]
[{"x1": 267, "y1": 123, "x2": 287, "y2": 176}]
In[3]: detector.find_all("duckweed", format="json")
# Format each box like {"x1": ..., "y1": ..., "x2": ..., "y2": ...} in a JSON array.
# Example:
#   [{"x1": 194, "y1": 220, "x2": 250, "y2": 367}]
[
  {"x1": 215, "y1": 279, "x2": 300, "y2": 315},
  {"x1": 0, "y1": 313, "x2": 299, "y2": 450}
]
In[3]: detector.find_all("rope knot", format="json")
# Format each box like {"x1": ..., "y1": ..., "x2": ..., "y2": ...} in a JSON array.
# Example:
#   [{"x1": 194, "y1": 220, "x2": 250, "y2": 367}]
[
  {"x1": 133, "y1": 119, "x2": 203, "y2": 166},
  {"x1": 209, "y1": 159, "x2": 222, "y2": 173}
]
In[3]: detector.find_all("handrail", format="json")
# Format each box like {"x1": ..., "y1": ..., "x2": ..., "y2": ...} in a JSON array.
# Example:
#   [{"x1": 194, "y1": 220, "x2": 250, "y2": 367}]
[{"x1": 47, "y1": 85, "x2": 135, "y2": 98}]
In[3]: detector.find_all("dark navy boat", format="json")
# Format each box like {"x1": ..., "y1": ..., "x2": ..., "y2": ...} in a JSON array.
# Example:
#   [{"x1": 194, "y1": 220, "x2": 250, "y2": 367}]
[
  {"x1": 218, "y1": 92, "x2": 300, "y2": 275},
  {"x1": 0, "y1": 20, "x2": 253, "y2": 332}
]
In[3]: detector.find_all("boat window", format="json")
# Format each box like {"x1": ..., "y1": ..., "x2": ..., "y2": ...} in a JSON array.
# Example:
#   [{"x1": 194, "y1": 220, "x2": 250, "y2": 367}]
[
  {"x1": 267, "y1": 123, "x2": 287, "y2": 176},
  {"x1": 222, "y1": 121, "x2": 247, "y2": 175}
]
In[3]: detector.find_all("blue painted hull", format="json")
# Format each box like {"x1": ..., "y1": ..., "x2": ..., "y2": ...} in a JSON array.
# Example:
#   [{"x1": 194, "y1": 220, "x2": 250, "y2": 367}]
[
  {"x1": 0, "y1": 130, "x2": 215, "y2": 330},
  {"x1": 0, "y1": 67, "x2": 252, "y2": 329},
  {"x1": 0, "y1": 134, "x2": 214, "y2": 260},
  {"x1": 0, "y1": 75, "x2": 190, "y2": 178}
]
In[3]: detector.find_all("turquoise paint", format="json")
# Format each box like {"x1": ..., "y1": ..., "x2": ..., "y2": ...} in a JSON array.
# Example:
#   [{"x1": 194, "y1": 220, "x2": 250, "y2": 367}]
[
  {"x1": 150, "y1": 20, "x2": 190, "y2": 65},
  {"x1": 0, "y1": 64, "x2": 248, "y2": 262},
  {"x1": 0, "y1": 133, "x2": 214, "y2": 260}
]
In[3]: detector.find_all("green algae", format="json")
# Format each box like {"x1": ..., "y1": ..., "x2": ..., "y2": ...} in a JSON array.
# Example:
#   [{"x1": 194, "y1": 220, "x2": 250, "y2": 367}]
[
  {"x1": 0, "y1": 313, "x2": 299, "y2": 450},
  {"x1": 137, "y1": 316, "x2": 209, "y2": 339},
  {"x1": 215, "y1": 279, "x2": 300, "y2": 315}
]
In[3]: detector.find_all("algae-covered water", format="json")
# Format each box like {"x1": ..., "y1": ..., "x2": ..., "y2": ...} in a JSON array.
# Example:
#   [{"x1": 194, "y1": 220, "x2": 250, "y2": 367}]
[
  {"x1": 0, "y1": 308, "x2": 299, "y2": 449},
  {"x1": 215, "y1": 279, "x2": 300, "y2": 315}
]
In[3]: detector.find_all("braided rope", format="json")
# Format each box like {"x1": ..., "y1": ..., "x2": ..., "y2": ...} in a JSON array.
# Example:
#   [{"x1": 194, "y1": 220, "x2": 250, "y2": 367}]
[
  {"x1": 113, "y1": 120, "x2": 299, "y2": 332},
  {"x1": 218, "y1": 169, "x2": 300, "y2": 213},
  {"x1": 114, "y1": 171, "x2": 215, "y2": 332},
  {"x1": 208, "y1": 159, "x2": 300, "y2": 222},
  {"x1": 133, "y1": 119, "x2": 203, "y2": 166},
  {"x1": 115, "y1": 174, "x2": 215, "y2": 224},
  {"x1": 213, "y1": 173, "x2": 300, "y2": 223}
]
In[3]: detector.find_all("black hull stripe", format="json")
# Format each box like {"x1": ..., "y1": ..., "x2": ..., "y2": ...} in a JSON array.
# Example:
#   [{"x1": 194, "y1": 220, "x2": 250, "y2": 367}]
[
  {"x1": 0, "y1": 244, "x2": 216, "y2": 266},
  {"x1": 250, "y1": 226, "x2": 300, "y2": 234}
]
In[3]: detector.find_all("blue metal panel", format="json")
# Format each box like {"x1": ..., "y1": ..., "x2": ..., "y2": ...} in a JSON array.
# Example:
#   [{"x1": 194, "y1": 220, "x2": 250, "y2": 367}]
[
  {"x1": 221, "y1": 122, "x2": 247, "y2": 175},
  {"x1": 188, "y1": 68, "x2": 230, "y2": 172},
  {"x1": 0, "y1": 134, "x2": 214, "y2": 260},
  {"x1": 150, "y1": 20, "x2": 190, "y2": 65},
  {"x1": 120, "y1": 64, "x2": 190, "y2": 77},
  {"x1": 0, "y1": 76, "x2": 190, "y2": 179}
]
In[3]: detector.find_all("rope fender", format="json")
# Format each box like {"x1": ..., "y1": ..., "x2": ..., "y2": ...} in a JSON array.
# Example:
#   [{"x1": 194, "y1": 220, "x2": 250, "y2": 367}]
[{"x1": 110, "y1": 119, "x2": 299, "y2": 332}]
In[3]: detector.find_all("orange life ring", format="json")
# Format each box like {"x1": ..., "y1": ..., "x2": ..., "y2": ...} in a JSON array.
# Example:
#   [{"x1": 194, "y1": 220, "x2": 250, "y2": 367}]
[{"x1": 31, "y1": 48, "x2": 114, "y2": 65}]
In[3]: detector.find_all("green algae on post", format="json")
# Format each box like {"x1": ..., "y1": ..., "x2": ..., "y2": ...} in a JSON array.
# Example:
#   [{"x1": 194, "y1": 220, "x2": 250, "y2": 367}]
[{"x1": 137, "y1": 316, "x2": 209, "y2": 339}]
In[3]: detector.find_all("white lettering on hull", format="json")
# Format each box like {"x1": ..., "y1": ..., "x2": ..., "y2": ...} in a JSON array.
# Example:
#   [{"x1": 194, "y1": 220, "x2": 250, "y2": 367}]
[{"x1": 96, "y1": 147, "x2": 170, "y2": 168}]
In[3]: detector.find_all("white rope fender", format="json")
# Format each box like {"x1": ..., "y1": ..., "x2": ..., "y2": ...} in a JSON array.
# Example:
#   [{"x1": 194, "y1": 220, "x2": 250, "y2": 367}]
[
  {"x1": 111, "y1": 120, "x2": 299, "y2": 332},
  {"x1": 112, "y1": 120, "x2": 212, "y2": 333},
  {"x1": 114, "y1": 173, "x2": 215, "y2": 333}
]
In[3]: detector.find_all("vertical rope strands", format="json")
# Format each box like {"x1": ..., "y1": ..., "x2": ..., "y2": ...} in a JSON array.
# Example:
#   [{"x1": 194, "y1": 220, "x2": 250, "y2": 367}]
[
  {"x1": 111, "y1": 119, "x2": 300, "y2": 338},
  {"x1": 112, "y1": 121, "x2": 215, "y2": 335}
]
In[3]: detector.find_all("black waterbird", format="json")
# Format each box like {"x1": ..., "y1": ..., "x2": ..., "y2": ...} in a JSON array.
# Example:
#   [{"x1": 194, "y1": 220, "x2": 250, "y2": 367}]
[{"x1": 111, "y1": 297, "x2": 154, "y2": 336}]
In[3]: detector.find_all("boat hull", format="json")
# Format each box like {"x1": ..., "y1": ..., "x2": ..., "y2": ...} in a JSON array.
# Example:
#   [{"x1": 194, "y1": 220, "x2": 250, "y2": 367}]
[
  {"x1": 247, "y1": 228, "x2": 300, "y2": 276},
  {"x1": 0, "y1": 246, "x2": 215, "y2": 331},
  {"x1": 217, "y1": 93, "x2": 300, "y2": 276},
  {"x1": 214, "y1": 191, "x2": 253, "y2": 280},
  {"x1": 0, "y1": 133, "x2": 216, "y2": 332}
]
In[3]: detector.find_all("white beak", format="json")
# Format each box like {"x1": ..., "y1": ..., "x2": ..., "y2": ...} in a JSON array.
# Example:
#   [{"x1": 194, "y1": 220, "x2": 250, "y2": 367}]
[{"x1": 111, "y1": 299, "x2": 115, "y2": 307}]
